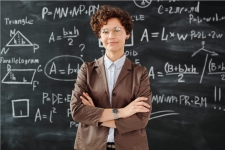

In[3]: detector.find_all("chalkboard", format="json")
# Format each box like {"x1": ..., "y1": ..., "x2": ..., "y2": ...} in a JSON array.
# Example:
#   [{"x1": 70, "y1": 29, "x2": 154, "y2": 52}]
[{"x1": 1, "y1": 1, "x2": 225, "y2": 150}]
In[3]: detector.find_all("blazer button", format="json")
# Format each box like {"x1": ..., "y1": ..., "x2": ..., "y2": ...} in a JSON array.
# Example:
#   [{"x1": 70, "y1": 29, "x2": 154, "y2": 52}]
[{"x1": 112, "y1": 93, "x2": 116, "y2": 96}]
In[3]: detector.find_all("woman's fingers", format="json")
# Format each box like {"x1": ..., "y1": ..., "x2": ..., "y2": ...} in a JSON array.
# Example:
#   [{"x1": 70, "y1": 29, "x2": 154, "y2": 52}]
[
  {"x1": 133, "y1": 97, "x2": 150, "y2": 108},
  {"x1": 81, "y1": 92, "x2": 95, "y2": 107},
  {"x1": 83, "y1": 92, "x2": 95, "y2": 106},
  {"x1": 136, "y1": 101, "x2": 151, "y2": 109},
  {"x1": 134, "y1": 106, "x2": 150, "y2": 112},
  {"x1": 135, "y1": 97, "x2": 148, "y2": 102},
  {"x1": 83, "y1": 92, "x2": 91, "y2": 100},
  {"x1": 131, "y1": 97, "x2": 151, "y2": 112},
  {"x1": 80, "y1": 96, "x2": 91, "y2": 106}
]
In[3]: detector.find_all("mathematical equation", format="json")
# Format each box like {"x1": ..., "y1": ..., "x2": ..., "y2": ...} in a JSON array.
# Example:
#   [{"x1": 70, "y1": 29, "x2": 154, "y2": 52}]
[
  {"x1": 34, "y1": 107, "x2": 57, "y2": 123},
  {"x1": 149, "y1": 63, "x2": 198, "y2": 83},
  {"x1": 148, "y1": 61, "x2": 225, "y2": 82},
  {"x1": 152, "y1": 95, "x2": 207, "y2": 107},
  {"x1": 42, "y1": 4, "x2": 100, "y2": 19},
  {"x1": 49, "y1": 26, "x2": 79, "y2": 45},
  {"x1": 44, "y1": 55, "x2": 84, "y2": 81},
  {"x1": 140, "y1": 27, "x2": 223, "y2": 42},
  {"x1": 42, "y1": 92, "x2": 71, "y2": 105},
  {"x1": 208, "y1": 59, "x2": 225, "y2": 80}
]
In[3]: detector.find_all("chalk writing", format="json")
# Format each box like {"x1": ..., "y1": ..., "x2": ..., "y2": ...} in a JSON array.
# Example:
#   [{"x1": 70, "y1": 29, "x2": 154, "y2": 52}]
[
  {"x1": 158, "y1": 1, "x2": 200, "y2": 14},
  {"x1": 133, "y1": 0, "x2": 152, "y2": 8},
  {"x1": 189, "y1": 13, "x2": 225, "y2": 24},
  {"x1": 42, "y1": 4, "x2": 99, "y2": 19},
  {"x1": 49, "y1": 26, "x2": 79, "y2": 45},
  {"x1": 132, "y1": 15, "x2": 145, "y2": 21},
  {"x1": 2, "y1": 69, "x2": 36, "y2": 85},
  {"x1": 208, "y1": 59, "x2": 225, "y2": 81},
  {"x1": 214, "y1": 86, "x2": 225, "y2": 111},
  {"x1": 140, "y1": 28, "x2": 223, "y2": 42},
  {"x1": 4, "y1": 17, "x2": 33, "y2": 25},
  {"x1": 5, "y1": 30, "x2": 39, "y2": 53},
  {"x1": 0, "y1": 57, "x2": 39, "y2": 64},
  {"x1": 12, "y1": 99, "x2": 29, "y2": 118},
  {"x1": 190, "y1": 30, "x2": 223, "y2": 40},
  {"x1": 152, "y1": 95, "x2": 207, "y2": 107},
  {"x1": 70, "y1": 121, "x2": 79, "y2": 128},
  {"x1": 192, "y1": 41, "x2": 219, "y2": 83},
  {"x1": 42, "y1": 92, "x2": 71, "y2": 105},
  {"x1": 165, "y1": 62, "x2": 198, "y2": 82},
  {"x1": 148, "y1": 63, "x2": 198, "y2": 83},
  {"x1": 149, "y1": 110, "x2": 179, "y2": 120},
  {"x1": 44, "y1": 55, "x2": 84, "y2": 81},
  {"x1": 34, "y1": 107, "x2": 57, "y2": 123}
]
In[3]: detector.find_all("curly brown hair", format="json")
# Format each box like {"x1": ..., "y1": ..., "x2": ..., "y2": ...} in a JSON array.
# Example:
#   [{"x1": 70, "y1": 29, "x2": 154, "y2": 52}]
[{"x1": 90, "y1": 5, "x2": 133, "y2": 38}]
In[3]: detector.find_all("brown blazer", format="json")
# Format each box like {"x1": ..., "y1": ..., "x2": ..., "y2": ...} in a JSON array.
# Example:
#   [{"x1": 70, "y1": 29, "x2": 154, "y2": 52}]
[{"x1": 70, "y1": 56, "x2": 152, "y2": 150}]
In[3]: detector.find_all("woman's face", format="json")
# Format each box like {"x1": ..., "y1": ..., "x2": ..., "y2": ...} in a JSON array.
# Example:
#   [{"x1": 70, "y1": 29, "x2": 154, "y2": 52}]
[{"x1": 99, "y1": 18, "x2": 129, "y2": 55}]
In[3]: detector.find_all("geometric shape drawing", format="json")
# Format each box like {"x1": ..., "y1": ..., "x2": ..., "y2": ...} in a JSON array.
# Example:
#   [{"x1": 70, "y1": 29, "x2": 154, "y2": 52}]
[
  {"x1": 133, "y1": 0, "x2": 152, "y2": 8},
  {"x1": 191, "y1": 41, "x2": 219, "y2": 83},
  {"x1": 191, "y1": 41, "x2": 218, "y2": 57},
  {"x1": 12, "y1": 99, "x2": 29, "y2": 118},
  {"x1": 1, "y1": 69, "x2": 36, "y2": 84},
  {"x1": 6, "y1": 31, "x2": 33, "y2": 47},
  {"x1": 98, "y1": 30, "x2": 134, "y2": 47}
]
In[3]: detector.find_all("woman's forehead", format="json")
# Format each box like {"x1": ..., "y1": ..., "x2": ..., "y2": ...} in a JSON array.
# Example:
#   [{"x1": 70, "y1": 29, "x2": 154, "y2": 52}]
[{"x1": 101, "y1": 18, "x2": 122, "y2": 28}]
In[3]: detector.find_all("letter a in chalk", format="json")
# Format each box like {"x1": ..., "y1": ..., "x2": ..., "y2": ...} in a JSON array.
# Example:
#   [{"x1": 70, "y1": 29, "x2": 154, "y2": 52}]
[
  {"x1": 49, "y1": 32, "x2": 55, "y2": 43},
  {"x1": 140, "y1": 29, "x2": 149, "y2": 42}
]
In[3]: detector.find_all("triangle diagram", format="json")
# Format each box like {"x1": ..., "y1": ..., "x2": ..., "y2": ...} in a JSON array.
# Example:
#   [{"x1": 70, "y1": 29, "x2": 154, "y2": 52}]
[{"x1": 6, "y1": 31, "x2": 33, "y2": 47}]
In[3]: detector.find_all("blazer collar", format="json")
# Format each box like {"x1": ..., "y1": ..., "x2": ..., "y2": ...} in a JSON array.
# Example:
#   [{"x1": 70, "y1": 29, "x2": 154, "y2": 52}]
[{"x1": 94, "y1": 56, "x2": 132, "y2": 94}]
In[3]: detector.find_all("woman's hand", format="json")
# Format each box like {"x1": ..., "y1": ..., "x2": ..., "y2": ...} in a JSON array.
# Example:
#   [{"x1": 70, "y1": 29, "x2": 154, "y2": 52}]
[
  {"x1": 119, "y1": 97, "x2": 150, "y2": 118},
  {"x1": 80, "y1": 92, "x2": 95, "y2": 107}
]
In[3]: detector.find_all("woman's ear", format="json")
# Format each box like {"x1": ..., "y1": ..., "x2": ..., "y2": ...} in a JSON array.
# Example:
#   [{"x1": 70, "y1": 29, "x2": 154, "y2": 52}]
[
  {"x1": 126, "y1": 34, "x2": 130, "y2": 40},
  {"x1": 99, "y1": 37, "x2": 103, "y2": 42}
]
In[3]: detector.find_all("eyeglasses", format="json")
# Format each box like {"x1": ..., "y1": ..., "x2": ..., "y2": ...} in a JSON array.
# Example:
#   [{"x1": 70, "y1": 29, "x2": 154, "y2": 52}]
[{"x1": 100, "y1": 27, "x2": 124, "y2": 37}]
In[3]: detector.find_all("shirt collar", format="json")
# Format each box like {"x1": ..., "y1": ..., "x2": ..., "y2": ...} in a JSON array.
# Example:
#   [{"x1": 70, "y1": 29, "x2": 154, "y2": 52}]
[{"x1": 104, "y1": 54, "x2": 126, "y2": 69}]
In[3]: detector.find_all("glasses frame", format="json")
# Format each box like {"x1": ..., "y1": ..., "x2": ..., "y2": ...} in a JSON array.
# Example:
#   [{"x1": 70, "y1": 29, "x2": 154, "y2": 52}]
[{"x1": 99, "y1": 26, "x2": 125, "y2": 37}]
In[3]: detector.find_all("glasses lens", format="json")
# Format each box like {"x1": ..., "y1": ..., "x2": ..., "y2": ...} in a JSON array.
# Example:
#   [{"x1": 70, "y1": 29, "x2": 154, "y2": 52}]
[
  {"x1": 114, "y1": 27, "x2": 121, "y2": 36},
  {"x1": 102, "y1": 29, "x2": 109, "y2": 34}
]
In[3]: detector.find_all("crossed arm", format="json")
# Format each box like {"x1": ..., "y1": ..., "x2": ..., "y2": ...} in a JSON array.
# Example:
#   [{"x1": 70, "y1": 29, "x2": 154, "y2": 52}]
[
  {"x1": 80, "y1": 92, "x2": 151, "y2": 128},
  {"x1": 70, "y1": 63, "x2": 152, "y2": 134}
]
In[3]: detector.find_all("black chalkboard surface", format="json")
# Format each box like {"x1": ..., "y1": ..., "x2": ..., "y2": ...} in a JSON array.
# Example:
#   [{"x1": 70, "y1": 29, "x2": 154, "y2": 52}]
[{"x1": 1, "y1": 1, "x2": 225, "y2": 150}]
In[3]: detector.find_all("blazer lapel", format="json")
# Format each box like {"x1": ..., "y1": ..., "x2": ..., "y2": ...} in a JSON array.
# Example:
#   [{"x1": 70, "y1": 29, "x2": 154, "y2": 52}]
[
  {"x1": 94, "y1": 56, "x2": 110, "y2": 100},
  {"x1": 114, "y1": 57, "x2": 132, "y2": 90}
]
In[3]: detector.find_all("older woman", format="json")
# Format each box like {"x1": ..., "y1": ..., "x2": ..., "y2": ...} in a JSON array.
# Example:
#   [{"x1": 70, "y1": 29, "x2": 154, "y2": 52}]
[{"x1": 70, "y1": 5, "x2": 152, "y2": 150}]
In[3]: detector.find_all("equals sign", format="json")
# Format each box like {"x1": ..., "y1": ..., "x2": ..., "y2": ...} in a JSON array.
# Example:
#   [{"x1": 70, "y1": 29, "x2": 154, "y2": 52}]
[
  {"x1": 47, "y1": 11, "x2": 53, "y2": 15},
  {"x1": 214, "y1": 86, "x2": 221, "y2": 102},
  {"x1": 42, "y1": 115, "x2": 47, "y2": 119},
  {"x1": 46, "y1": 98, "x2": 51, "y2": 102},
  {"x1": 157, "y1": 72, "x2": 164, "y2": 77},
  {"x1": 59, "y1": 70, "x2": 66, "y2": 74},
  {"x1": 151, "y1": 32, "x2": 159, "y2": 37},
  {"x1": 57, "y1": 36, "x2": 62, "y2": 40}
]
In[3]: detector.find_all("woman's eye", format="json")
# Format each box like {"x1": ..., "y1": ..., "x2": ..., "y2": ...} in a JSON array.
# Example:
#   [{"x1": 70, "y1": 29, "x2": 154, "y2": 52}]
[
  {"x1": 103, "y1": 30, "x2": 109, "y2": 34},
  {"x1": 115, "y1": 29, "x2": 120, "y2": 32},
  {"x1": 115, "y1": 27, "x2": 120, "y2": 32}
]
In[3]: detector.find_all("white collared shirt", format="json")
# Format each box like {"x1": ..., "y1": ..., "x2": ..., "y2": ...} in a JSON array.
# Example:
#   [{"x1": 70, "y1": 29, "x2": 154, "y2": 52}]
[{"x1": 104, "y1": 54, "x2": 126, "y2": 142}]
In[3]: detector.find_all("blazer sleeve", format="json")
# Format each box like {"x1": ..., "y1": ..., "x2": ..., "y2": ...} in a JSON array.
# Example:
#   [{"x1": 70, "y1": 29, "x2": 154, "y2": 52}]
[
  {"x1": 115, "y1": 67, "x2": 152, "y2": 135},
  {"x1": 70, "y1": 62, "x2": 104, "y2": 126}
]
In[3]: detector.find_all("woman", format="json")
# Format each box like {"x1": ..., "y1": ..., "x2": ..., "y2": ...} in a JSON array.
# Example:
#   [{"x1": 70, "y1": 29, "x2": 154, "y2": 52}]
[{"x1": 70, "y1": 5, "x2": 152, "y2": 150}]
